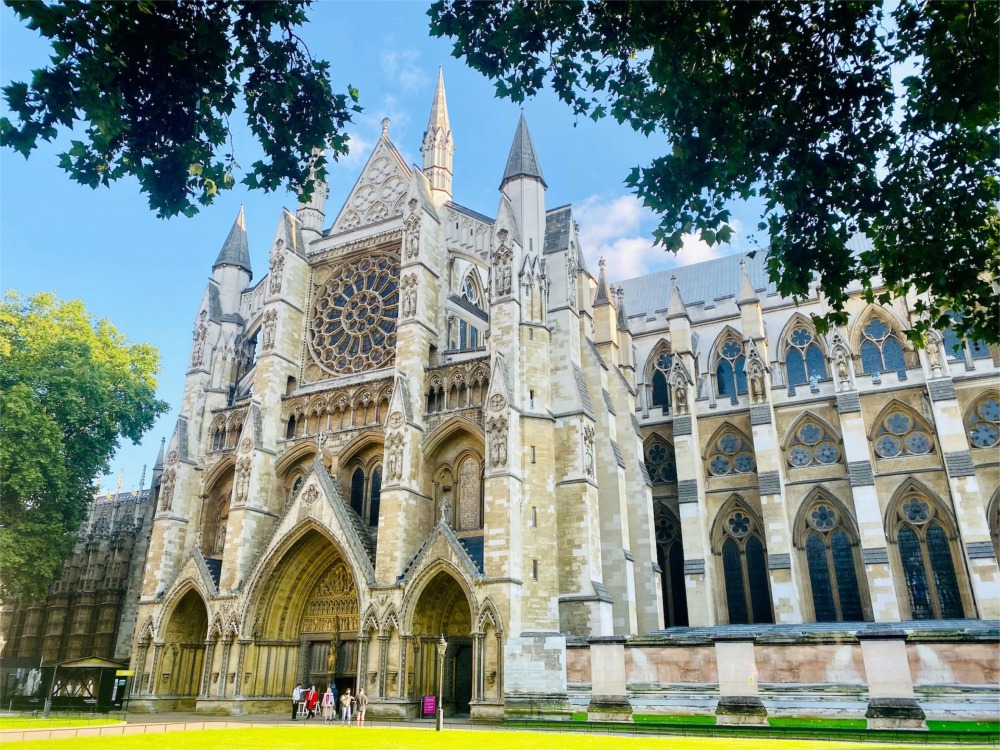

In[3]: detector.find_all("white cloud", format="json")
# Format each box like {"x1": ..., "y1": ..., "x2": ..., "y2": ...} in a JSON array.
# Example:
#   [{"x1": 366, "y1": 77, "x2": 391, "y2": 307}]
[{"x1": 380, "y1": 48, "x2": 429, "y2": 93}]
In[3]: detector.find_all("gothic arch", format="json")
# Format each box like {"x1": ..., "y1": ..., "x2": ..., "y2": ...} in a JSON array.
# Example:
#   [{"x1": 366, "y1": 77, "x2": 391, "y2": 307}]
[
  {"x1": 884, "y1": 478, "x2": 958, "y2": 542},
  {"x1": 423, "y1": 416, "x2": 486, "y2": 457},
  {"x1": 702, "y1": 423, "x2": 757, "y2": 477},
  {"x1": 159, "y1": 580, "x2": 211, "y2": 641},
  {"x1": 849, "y1": 303, "x2": 910, "y2": 355},
  {"x1": 202, "y1": 454, "x2": 236, "y2": 493},
  {"x1": 867, "y1": 399, "x2": 938, "y2": 459},
  {"x1": 655, "y1": 503, "x2": 688, "y2": 627},
  {"x1": 963, "y1": 390, "x2": 1000, "y2": 450},
  {"x1": 644, "y1": 433, "x2": 678, "y2": 486},
  {"x1": 476, "y1": 598, "x2": 503, "y2": 634},
  {"x1": 401, "y1": 558, "x2": 478, "y2": 633},
  {"x1": 361, "y1": 604, "x2": 381, "y2": 635},
  {"x1": 336, "y1": 431, "x2": 386, "y2": 468},
  {"x1": 644, "y1": 338, "x2": 673, "y2": 411},
  {"x1": 382, "y1": 605, "x2": 401, "y2": 634},
  {"x1": 711, "y1": 495, "x2": 773, "y2": 625},
  {"x1": 781, "y1": 411, "x2": 842, "y2": 451},
  {"x1": 778, "y1": 313, "x2": 829, "y2": 389},
  {"x1": 274, "y1": 442, "x2": 319, "y2": 477},
  {"x1": 793, "y1": 488, "x2": 859, "y2": 547}
]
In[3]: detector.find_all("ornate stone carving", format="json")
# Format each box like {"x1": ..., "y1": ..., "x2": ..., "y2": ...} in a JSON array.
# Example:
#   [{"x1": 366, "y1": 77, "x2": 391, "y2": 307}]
[
  {"x1": 239, "y1": 437, "x2": 252, "y2": 454},
  {"x1": 167, "y1": 450, "x2": 178, "y2": 465},
  {"x1": 191, "y1": 322, "x2": 208, "y2": 367},
  {"x1": 268, "y1": 241, "x2": 285, "y2": 295},
  {"x1": 235, "y1": 458, "x2": 251, "y2": 503},
  {"x1": 334, "y1": 146, "x2": 408, "y2": 233},
  {"x1": 489, "y1": 393, "x2": 506, "y2": 412},
  {"x1": 159, "y1": 468, "x2": 176, "y2": 511},
  {"x1": 567, "y1": 250, "x2": 578, "y2": 311},
  {"x1": 401, "y1": 273, "x2": 418, "y2": 318},
  {"x1": 487, "y1": 415, "x2": 508, "y2": 468},
  {"x1": 404, "y1": 202, "x2": 421, "y2": 260},
  {"x1": 261, "y1": 309, "x2": 277, "y2": 351},
  {"x1": 583, "y1": 424, "x2": 595, "y2": 477},
  {"x1": 386, "y1": 434, "x2": 404, "y2": 481},
  {"x1": 302, "y1": 485, "x2": 319, "y2": 507},
  {"x1": 388, "y1": 411, "x2": 403, "y2": 430},
  {"x1": 744, "y1": 339, "x2": 768, "y2": 404}
]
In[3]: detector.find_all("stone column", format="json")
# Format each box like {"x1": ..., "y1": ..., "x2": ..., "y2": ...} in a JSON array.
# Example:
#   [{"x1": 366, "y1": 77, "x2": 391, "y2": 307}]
[
  {"x1": 200, "y1": 639, "x2": 216, "y2": 697},
  {"x1": 712, "y1": 634, "x2": 766, "y2": 725},
  {"x1": 217, "y1": 639, "x2": 232, "y2": 697},
  {"x1": 858, "y1": 628, "x2": 926, "y2": 730},
  {"x1": 471, "y1": 633, "x2": 482, "y2": 702},
  {"x1": 146, "y1": 644, "x2": 161, "y2": 695},
  {"x1": 377, "y1": 635, "x2": 390, "y2": 698},
  {"x1": 232, "y1": 640, "x2": 248, "y2": 697},
  {"x1": 132, "y1": 643, "x2": 149, "y2": 696},
  {"x1": 586, "y1": 636, "x2": 632, "y2": 722},
  {"x1": 838, "y1": 390, "x2": 901, "y2": 621}
]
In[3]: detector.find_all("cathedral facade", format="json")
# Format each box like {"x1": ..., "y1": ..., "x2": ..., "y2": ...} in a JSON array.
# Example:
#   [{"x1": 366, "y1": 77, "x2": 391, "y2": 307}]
[{"x1": 127, "y1": 74, "x2": 999, "y2": 722}]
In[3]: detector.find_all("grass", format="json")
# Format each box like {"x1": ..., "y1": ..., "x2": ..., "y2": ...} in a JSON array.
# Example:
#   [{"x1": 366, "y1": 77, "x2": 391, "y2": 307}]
[
  {"x1": 0, "y1": 717, "x2": 125, "y2": 729},
  {"x1": 927, "y1": 720, "x2": 1000, "y2": 734},
  {"x1": 4, "y1": 726, "x2": 998, "y2": 750},
  {"x1": 767, "y1": 717, "x2": 868, "y2": 730},
  {"x1": 632, "y1": 713, "x2": 718, "y2": 725}
]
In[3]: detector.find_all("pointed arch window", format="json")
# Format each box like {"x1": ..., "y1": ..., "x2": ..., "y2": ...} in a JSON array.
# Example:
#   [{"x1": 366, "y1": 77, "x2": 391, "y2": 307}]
[
  {"x1": 942, "y1": 312, "x2": 992, "y2": 363},
  {"x1": 787, "y1": 420, "x2": 841, "y2": 468},
  {"x1": 988, "y1": 492, "x2": 999, "y2": 561},
  {"x1": 860, "y1": 317, "x2": 906, "y2": 377},
  {"x1": 212, "y1": 428, "x2": 224, "y2": 451},
  {"x1": 892, "y1": 491, "x2": 964, "y2": 619},
  {"x1": 799, "y1": 498, "x2": 865, "y2": 622},
  {"x1": 457, "y1": 455, "x2": 483, "y2": 531},
  {"x1": 368, "y1": 466, "x2": 382, "y2": 526},
  {"x1": 707, "y1": 431, "x2": 756, "y2": 477},
  {"x1": 716, "y1": 337, "x2": 747, "y2": 404},
  {"x1": 784, "y1": 325, "x2": 827, "y2": 393},
  {"x1": 717, "y1": 504, "x2": 773, "y2": 625},
  {"x1": 966, "y1": 396, "x2": 999, "y2": 449},
  {"x1": 655, "y1": 511, "x2": 688, "y2": 627},
  {"x1": 350, "y1": 468, "x2": 365, "y2": 517},
  {"x1": 873, "y1": 409, "x2": 934, "y2": 458},
  {"x1": 461, "y1": 272, "x2": 484, "y2": 311},
  {"x1": 645, "y1": 438, "x2": 677, "y2": 484},
  {"x1": 649, "y1": 349, "x2": 672, "y2": 411}
]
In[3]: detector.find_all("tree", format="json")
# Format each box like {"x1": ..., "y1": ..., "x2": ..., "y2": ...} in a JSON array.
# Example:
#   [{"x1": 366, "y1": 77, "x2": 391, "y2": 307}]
[
  {"x1": 1, "y1": 0, "x2": 361, "y2": 218},
  {"x1": 0, "y1": 292, "x2": 169, "y2": 600},
  {"x1": 429, "y1": 1, "x2": 999, "y2": 345}
]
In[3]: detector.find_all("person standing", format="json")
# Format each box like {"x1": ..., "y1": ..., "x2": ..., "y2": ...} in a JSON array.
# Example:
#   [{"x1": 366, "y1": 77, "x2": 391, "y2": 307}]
[
  {"x1": 305, "y1": 684, "x2": 319, "y2": 719},
  {"x1": 340, "y1": 687, "x2": 353, "y2": 724},
  {"x1": 321, "y1": 685, "x2": 335, "y2": 722},
  {"x1": 291, "y1": 683, "x2": 303, "y2": 720},
  {"x1": 355, "y1": 687, "x2": 368, "y2": 727}
]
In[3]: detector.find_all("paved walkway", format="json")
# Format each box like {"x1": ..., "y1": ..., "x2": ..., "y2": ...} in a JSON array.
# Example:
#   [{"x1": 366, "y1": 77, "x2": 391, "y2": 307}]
[{"x1": 1, "y1": 712, "x2": 488, "y2": 742}]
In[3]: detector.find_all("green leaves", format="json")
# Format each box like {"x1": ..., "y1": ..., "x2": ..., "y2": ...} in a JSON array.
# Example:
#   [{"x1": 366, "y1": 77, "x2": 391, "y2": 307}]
[
  {"x1": 0, "y1": 292, "x2": 169, "y2": 600},
  {"x1": 1, "y1": 0, "x2": 361, "y2": 218},
  {"x1": 429, "y1": 0, "x2": 999, "y2": 344}
]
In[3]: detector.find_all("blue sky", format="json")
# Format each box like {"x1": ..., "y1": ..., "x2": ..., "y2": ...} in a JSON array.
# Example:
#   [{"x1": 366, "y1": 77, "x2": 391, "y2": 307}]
[{"x1": 1, "y1": 2, "x2": 754, "y2": 492}]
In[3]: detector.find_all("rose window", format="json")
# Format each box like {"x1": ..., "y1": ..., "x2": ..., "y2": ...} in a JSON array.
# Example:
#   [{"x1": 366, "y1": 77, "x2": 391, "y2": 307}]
[{"x1": 309, "y1": 252, "x2": 400, "y2": 376}]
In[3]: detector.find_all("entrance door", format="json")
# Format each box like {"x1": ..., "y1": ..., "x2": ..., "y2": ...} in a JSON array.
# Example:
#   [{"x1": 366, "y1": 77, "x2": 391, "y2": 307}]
[{"x1": 452, "y1": 645, "x2": 472, "y2": 715}]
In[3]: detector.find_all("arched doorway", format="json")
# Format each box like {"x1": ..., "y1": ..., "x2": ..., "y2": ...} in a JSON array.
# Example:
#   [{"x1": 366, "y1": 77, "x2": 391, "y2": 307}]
[
  {"x1": 247, "y1": 528, "x2": 361, "y2": 699},
  {"x1": 410, "y1": 570, "x2": 473, "y2": 716},
  {"x1": 160, "y1": 589, "x2": 209, "y2": 706}
]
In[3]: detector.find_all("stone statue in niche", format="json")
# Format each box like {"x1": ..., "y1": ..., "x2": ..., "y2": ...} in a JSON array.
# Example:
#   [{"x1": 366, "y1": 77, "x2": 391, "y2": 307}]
[
  {"x1": 386, "y1": 435, "x2": 403, "y2": 481},
  {"x1": 583, "y1": 425, "x2": 595, "y2": 477},
  {"x1": 439, "y1": 495, "x2": 452, "y2": 526},
  {"x1": 191, "y1": 323, "x2": 208, "y2": 367},
  {"x1": 834, "y1": 348, "x2": 849, "y2": 384},
  {"x1": 261, "y1": 310, "x2": 277, "y2": 351},
  {"x1": 566, "y1": 251, "x2": 578, "y2": 311},
  {"x1": 673, "y1": 380, "x2": 688, "y2": 415},
  {"x1": 159, "y1": 468, "x2": 176, "y2": 512},
  {"x1": 750, "y1": 370, "x2": 765, "y2": 404},
  {"x1": 235, "y1": 458, "x2": 251, "y2": 503},
  {"x1": 488, "y1": 416, "x2": 508, "y2": 468},
  {"x1": 269, "y1": 240, "x2": 285, "y2": 295}
]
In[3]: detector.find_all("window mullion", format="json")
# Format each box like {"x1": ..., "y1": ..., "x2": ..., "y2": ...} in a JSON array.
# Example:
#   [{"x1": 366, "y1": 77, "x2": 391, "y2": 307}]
[
  {"x1": 825, "y1": 541, "x2": 843, "y2": 621},
  {"x1": 920, "y1": 528, "x2": 943, "y2": 619},
  {"x1": 740, "y1": 543, "x2": 754, "y2": 624}
]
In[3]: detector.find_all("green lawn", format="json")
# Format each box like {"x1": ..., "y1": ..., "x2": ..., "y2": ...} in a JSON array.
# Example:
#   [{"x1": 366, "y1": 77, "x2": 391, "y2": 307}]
[
  {"x1": 0, "y1": 717, "x2": 125, "y2": 730},
  {"x1": 5, "y1": 727, "x2": 997, "y2": 750}
]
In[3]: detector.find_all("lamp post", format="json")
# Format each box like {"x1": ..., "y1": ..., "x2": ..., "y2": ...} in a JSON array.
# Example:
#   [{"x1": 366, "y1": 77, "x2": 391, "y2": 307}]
[{"x1": 435, "y1": 634, "x2": 447, "y2": 731}]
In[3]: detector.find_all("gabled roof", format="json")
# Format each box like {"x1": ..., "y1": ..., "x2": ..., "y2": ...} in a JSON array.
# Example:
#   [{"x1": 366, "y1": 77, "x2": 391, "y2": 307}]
[
  {"x1": 329, "y1": 132, "x2": 412, "y2": 235},
  {"x1": 501, "y1": 111, "x2": 546, "y2": 188},
  {"x1": 214, "y1": 206, "x2": 252, "y2": 276}
]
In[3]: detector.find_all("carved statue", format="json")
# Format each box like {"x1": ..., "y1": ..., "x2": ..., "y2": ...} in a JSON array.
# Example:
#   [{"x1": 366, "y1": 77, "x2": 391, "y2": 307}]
[
  {"x1": 751, "y1": 371, "x2": 765, "y2": 404},
  {"x1": 674, "y1": 381, "x2": 687, "y2": 415}
]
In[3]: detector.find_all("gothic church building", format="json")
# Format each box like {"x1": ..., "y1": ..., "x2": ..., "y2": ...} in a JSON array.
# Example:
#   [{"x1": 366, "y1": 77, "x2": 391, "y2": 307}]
[{"x1": 129, "y1": 73, "x2": 999, "y2": 722}]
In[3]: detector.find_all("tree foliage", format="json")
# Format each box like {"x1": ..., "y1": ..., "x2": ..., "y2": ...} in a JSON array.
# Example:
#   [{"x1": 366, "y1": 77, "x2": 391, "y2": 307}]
[
  {"x1": 1, "y1": 0, "x2": 361, "y2": 218},
  {"x1": 430, "y1": 0, "x2": 999, "y2": 344},
  {"x1": 0, "y1": 292, "x2": 169, "y2": 601}
]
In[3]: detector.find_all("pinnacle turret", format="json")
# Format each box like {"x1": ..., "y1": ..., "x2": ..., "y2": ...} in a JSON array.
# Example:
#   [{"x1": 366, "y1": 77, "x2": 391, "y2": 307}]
[
  {"x1": 213, "y1": 206, "x2": 252, "y2": 278},
  {"x1": 501, "y1": 111, "x2": 546, "y2": 189},
  {"x1": 421, "y1": 68, "x2": 454, "y2": 202}
]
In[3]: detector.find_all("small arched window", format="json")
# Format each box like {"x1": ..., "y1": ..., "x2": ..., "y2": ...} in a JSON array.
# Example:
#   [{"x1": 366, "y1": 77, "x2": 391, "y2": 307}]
[
  {"x1": 860, "y1": 317, "x2": 906, "y2": 377},
  {"x1": 645, "y1": 438, "x2": 677, "y2": 484},
  {"x1": 368, "y1": 466, "x2": 382, "y2": 526},
  {"x1": 787, "y1": 420, "x2": 841, "y2": 468},
  {"x1": 966, "y1": 395, "x2": 999, "y2": 449},
  {"x1": 456, "y1": 455, "x2": 483, "y2": 531},
  {"x1": 286, "y1": 416, "x2": 296, "y2": 440},
  {"x1": 649, "y1": 349, "x2": 672, "y2": 411},
  {"x1": 212, "y1": 428, "x2": 224, "y2": 451},
  {"x1": 716, "y1": 337, "x2": 748, "y2": 404},
  {"x1": 873, "y1": 409, "x2": 934, "y2": 458},
  {"x1": 717, "y1": 503, "x2": 773, "y2": 625},
  {"x1": 891, "y1": 490, "x2": 964, "y2": 619},
  {"x1": 655, "y1": 511, "x2": 688, "y2": 627},
  {"x1": 461, "y1": 272, "x2": 484, "y2": 311},
  {"x1": 350, "y1": 468, "x2": 365, "y2": 517},
  {"x1": 799, "y1": 498, "x2": 865, "y2": 622},
  {"x1": 707, "y1": 431, "x2": 756, "y2": 477},
  {"x1": 785, "y1": 325, "x2": 827, "y2": 393}
]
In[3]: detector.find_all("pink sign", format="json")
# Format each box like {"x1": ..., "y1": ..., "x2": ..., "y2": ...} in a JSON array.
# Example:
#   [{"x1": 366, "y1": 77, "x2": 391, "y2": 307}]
[{"x1": 422, "y1": 695, "x2": 436, "y2": 716}]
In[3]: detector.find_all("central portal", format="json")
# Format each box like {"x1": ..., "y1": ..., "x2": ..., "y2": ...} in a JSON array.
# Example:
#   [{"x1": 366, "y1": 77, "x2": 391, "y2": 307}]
[{"x1": 410, "y1": 570, "x2": 473, "y2": 716}]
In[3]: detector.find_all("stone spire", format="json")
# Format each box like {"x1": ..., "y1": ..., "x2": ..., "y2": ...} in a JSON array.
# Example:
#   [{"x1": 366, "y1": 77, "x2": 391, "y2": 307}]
[
  {"x1": 667, "y1": 275, "x2": 687, "y2": 319},
  {"x1": 297, "y1": 148, "x2": 327, "y2": 241},
  {"x1": 737, "y1": 256, "x2": 757, "y2": 305},
  {"x1": 501, "y1": 111, "x2": 546, "y2": 189},
  {"x1": 421, "y1": 67, "x2": 454, "y2": 203},
  {"x1": 593, "y1": 257, "x2": 614, "y2": 307},
  {"x1": 213, "y1": 205, "x2": 252, "y2": 277}
]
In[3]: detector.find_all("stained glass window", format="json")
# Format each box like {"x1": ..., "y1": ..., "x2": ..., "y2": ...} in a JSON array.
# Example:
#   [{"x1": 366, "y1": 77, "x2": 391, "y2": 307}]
[
  {"x1": 787, "y1": 420, "x2": 841, "y2": 468},
  {"x1": 800, "y1": 499, "x2": 865, "y2": 622},
  {"x1": 719, "y1": 505, "x2": 772, "y2": 624},
  {"x1": 655, "y1": 512, "x2": 688, "y2": 627},
  {"x1": 707, "y1": 431, "x2": 756, "y2": 477},
  {"x1": 785, "y1": 325, "x2": 828, "y2": 393},
  {"x1": 873, "y1": 410, "x2": 934, "y2": 458},
  {"x1": 966, "y1": 396, "x2": 1000, "y2": 449},
  {"x1": 893, "y1": 491, "x2": 965, "y2": 619},
  {"x1": 942, "y1": 312, "x2": 992, "y2": 362},
  {"x1": 645, "y1": 439, "x2": 678, "y2": 484},
  {"x1": 716, "y1": 337, "x2": 747, "y2": 404},
  {"x1": 860, "y1": 317, "x2": 906, "y2": 376},
  {"x1": 350, "y1": 468, "x2": 365, "y2": 517}
]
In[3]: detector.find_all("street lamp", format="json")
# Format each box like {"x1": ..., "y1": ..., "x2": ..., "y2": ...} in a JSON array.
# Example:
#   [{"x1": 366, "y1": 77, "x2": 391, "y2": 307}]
[{"x1": 435, "y1": 634, "x2": 447, "y2": 731}]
